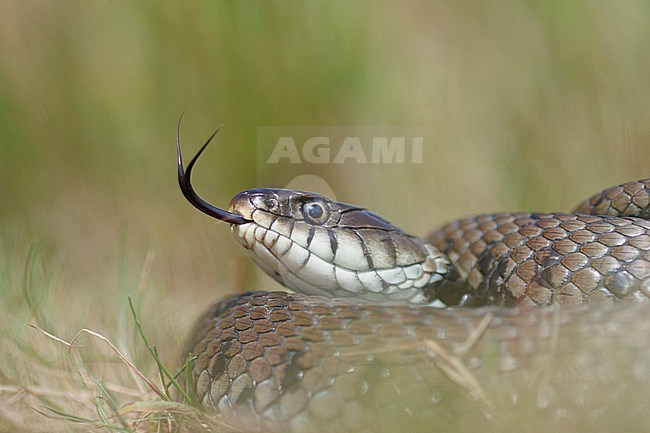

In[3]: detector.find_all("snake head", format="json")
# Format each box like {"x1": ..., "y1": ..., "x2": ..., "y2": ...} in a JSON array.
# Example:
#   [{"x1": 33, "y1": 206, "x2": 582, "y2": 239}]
[
  {"x1": 178, "y1": 125, "x2": 449, "y2": 304},
  {"x1": 229, "y1": 188, "x2": 371, "y2": 228},
  {"x1": 229, "y1": 188, "x2": 449, "y2": 303}
]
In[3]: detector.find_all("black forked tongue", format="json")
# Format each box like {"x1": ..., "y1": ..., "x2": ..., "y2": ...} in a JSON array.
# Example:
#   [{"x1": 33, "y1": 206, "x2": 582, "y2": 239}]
[{"x1": 176, "y1": 120, "x2": 249, "y2": 225}]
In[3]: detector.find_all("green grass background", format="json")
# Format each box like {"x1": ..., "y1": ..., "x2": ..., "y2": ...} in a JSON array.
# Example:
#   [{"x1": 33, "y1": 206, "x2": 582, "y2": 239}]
[{"x1": 0, "y1": 1, "x2": 649, "y2": 431}]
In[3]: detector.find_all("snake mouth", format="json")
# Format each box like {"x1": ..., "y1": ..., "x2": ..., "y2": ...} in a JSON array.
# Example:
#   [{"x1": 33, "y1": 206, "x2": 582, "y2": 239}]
[{"x1": 176, "y1": 120, "x2": 251, "y2": 225}]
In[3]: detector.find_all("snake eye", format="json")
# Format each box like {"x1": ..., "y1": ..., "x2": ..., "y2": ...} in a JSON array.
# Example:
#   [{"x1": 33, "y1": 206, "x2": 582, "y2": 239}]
[{"x1": 302, "y1": 200, "x2": 329, "y2": 224}]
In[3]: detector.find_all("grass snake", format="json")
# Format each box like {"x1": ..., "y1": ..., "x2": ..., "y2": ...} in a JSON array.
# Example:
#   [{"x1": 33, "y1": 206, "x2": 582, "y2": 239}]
[{"x1": 176, "y1": 130, "x2": 650, "y2": 432}]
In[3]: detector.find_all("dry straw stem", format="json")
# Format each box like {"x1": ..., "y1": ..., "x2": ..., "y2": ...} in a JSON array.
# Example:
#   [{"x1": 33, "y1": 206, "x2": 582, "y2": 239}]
[
  {"x1": 337, "y1": 311, "x2": 495, "y2": 408},
  {"x1": 26, "y1": 319, "x2": 229, "y2": 432},
  {"x1": 422, "y1": 312, "x2": 494, "y2": 403},
  {"x1": 30, "y1": 325, "x2": 166, "y2": 400}
]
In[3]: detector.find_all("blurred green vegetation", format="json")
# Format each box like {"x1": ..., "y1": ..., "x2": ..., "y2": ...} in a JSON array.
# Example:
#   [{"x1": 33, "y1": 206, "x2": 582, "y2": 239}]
[{"x1": 0, "y1": 1, "x2": 649, "y2": 431}]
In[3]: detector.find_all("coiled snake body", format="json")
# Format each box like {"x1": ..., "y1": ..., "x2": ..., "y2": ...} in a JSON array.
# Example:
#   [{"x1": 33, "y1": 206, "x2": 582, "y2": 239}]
[{"x1": 177, "y1": 132, "x2": 650, "y2": 432}]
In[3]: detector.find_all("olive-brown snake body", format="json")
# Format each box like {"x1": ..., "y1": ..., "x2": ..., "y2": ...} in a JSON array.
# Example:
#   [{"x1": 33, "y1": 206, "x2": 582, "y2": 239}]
[{"x1": 177, "y1": 131, "x2": 650, "y2": 432}]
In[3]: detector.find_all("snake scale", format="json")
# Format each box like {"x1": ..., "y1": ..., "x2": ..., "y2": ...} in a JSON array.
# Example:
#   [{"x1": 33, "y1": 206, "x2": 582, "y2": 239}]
[{"x1": 176, "y1": 130, "x2": 650, "y2": 433}]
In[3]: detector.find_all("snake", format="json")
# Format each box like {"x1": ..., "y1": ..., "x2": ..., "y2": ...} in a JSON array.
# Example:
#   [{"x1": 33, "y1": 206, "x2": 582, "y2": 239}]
[{"x1": 176, "y1": 130, "x2": 650, "y2": 433}]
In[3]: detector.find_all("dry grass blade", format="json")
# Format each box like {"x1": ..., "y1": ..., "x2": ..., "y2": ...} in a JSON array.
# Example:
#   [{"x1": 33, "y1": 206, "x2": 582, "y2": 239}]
[
  {"x1": 23, "y1": 322, "x2": 223, "y2": 433},
  {"x1": 32, "y1": 406, "x2": 97, "y2": 424},
  {"x1": 457, "y1": 312, "x2": 494, "y2": 355},
  {"x1": 422, "y1": 339, "x2": 487, "y2": 402},
  {"x1": 422, "y1": 313, "x2": 494, "y2": 403},
  {"x1": 29, "y1": 324, "x2": 167, "y2": 400}
]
